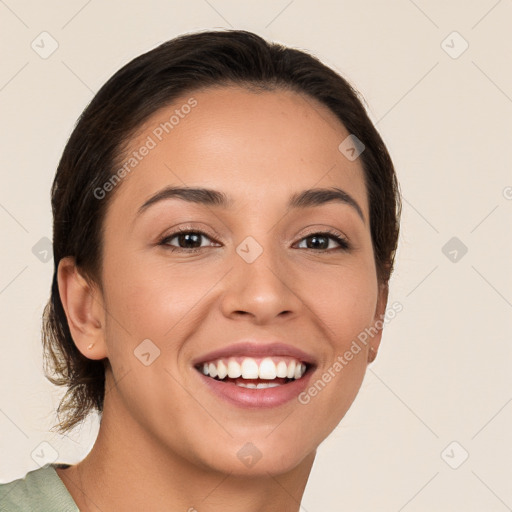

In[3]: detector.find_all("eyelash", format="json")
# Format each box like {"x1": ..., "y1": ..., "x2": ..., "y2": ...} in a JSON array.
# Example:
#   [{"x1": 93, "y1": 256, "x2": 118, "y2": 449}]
[{"x1": 158, "y1": 228, "x2": 351, "y2": 253}]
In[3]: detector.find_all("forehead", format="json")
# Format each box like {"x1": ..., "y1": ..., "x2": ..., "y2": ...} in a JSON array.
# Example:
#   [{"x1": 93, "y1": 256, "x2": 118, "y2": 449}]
[{"x1": 108, "y1": 86, "x2": 368, "y2": 219}]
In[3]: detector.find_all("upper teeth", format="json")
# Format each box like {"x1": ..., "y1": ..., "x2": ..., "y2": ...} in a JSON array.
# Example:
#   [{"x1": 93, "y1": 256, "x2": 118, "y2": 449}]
[{"x1": 200, "y1": 357, "x2": 307, "y2": 380}]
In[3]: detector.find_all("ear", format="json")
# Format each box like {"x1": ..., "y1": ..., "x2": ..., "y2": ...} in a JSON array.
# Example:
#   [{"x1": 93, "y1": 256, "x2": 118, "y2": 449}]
[
  {"x1": 367, "y1": 281, "x2": 389, "y2": 364},
  {"x1": 57, "y1": 256, "x2": 107, "y2": 360}
]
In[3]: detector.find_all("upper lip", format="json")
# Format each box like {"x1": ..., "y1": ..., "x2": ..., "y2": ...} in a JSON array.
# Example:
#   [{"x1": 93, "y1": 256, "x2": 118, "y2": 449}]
[{"x1": 192, "y1": 341, "x2": 317, "y2": 367}]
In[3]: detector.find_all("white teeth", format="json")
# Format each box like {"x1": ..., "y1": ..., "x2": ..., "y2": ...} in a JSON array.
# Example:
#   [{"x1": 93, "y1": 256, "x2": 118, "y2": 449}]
[
  {"x1": 237, "y1": 382, "x2": 257, "y2": 389},
  {"x1": 276, "y1": 361, "x2": 288, "y2": 378},
  {"x1": 227, "y1": 359, "x2": 242, "y2": 378},
  {"x1": 208, "y1": 362, "x2": 218, "y2": 378},
  {"x1": 236, "y1": 382, "x2": 282, "y2": 389},
  {"x1": 216, "y1": 360, "x2": 228, "y2": 379},
  {"x1": 258, "y1": 357, "x2": 277, "y2": 379},
  {"x1": 241, "y1": 358, "x2": 259, "y2": 379},
  {"x1": 200, "y1": 356, "x2": 308, "y2": 381},
  {"x1": 287, "y1": 360, "x2": 296, "y2": 379}
]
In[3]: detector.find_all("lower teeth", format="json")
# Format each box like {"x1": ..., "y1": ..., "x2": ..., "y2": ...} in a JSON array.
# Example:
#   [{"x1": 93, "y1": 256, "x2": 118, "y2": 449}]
[
  {"x1": 202, "y1": 372, "x2": 298, "y2": 388},
  {"x1": 235, "y1": 382, "x2": 282, "y2": 389}
]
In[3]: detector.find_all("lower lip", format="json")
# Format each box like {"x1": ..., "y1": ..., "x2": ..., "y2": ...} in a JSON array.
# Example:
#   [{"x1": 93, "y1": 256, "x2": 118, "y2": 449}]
[{"x1": 196, "y1": 369, "x2": 314, "y2": 409}]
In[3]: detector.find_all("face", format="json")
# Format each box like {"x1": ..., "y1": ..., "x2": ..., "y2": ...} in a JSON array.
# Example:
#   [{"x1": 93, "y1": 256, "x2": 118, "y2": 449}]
[{"x1": 96, "y1": 86, "x2": 386, "y2": 475}]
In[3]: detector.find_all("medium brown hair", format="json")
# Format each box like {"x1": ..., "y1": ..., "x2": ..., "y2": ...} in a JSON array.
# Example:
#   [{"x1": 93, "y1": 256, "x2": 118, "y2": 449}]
[{"x1": 43, "y1": 29, "x2": 401, "y2": 433}]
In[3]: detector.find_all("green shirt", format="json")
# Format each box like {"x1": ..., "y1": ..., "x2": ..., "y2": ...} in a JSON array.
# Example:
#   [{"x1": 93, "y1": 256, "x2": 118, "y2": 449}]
[{"x1": 0, "y1": 463, "x2": 79, "y2": 511}]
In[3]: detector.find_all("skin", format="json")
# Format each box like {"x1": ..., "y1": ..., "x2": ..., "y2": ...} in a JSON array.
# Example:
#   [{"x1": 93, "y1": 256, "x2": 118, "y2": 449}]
[{"x1": 56, "y1": 86, "x2": 388, "y2": 512}]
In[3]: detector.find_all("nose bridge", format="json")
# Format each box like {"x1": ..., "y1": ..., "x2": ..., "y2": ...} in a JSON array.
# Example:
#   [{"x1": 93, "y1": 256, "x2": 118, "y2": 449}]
[{"x1": 220, "y1": 234, "x2": 301, "y2": 323}]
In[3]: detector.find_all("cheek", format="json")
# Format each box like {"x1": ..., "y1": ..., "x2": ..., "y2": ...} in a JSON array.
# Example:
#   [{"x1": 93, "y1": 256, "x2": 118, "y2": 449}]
[
  {"x1": 100, "y1": 253, "x2": 230, "y2": 376},
  {"x1": 293, "y1": 256, "x2": 377, "y2": 431},
  {"x1": 300, "y1": 260, "x2": 378, "y2": 345},
  {"x1": 297, "y1": 269, "x2": 376, "y2": 440},
  {"x1": 102, "y1": 253, "x2": 210, "y2": 333}
]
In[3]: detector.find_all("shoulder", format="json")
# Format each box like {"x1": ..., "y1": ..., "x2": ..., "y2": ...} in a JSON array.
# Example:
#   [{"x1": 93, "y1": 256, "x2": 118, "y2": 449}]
[{"x1": 0, "y1": 463, "x2": 79, "y2": 512}]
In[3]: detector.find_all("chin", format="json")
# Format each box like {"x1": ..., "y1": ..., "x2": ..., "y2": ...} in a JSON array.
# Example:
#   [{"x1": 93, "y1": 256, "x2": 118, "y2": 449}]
[{"x1": 195, "y1": 437, "x2": 315, "y2": 477}]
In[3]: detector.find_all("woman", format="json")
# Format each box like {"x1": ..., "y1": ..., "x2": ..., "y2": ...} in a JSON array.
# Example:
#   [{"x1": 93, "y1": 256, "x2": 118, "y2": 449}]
[{"x1": 0, "y1": 29, "x2": 400, "y2": 511}]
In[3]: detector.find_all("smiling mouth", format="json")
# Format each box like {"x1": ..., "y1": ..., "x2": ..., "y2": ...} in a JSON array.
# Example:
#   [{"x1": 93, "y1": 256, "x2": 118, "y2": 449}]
[{"x1": 194, "y1": 356, "x2": 312, "y2": 389}]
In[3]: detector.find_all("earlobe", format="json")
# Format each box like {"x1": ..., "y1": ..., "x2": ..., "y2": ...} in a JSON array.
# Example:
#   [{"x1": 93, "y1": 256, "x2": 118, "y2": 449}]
[
  {"x1": 375, "y1": 281, "x2": 389, "y2": 321},
  {"x1": 368, "y1": 282, "x2": 389, "y2": 363},
  {"x1": 57, "y1": 256, "x2": 107, "y2": 360}
]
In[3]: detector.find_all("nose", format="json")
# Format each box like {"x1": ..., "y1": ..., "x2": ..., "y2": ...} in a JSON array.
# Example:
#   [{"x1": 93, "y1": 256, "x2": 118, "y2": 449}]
[{"x1": 219, "y1": 244, "x2": 303, "y2": 325}]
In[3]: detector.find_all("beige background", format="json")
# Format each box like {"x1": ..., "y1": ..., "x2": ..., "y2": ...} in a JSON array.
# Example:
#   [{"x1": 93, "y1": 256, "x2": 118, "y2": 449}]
[{"x1": 1, "y1": 1, "x2": 511, "y2": 510}]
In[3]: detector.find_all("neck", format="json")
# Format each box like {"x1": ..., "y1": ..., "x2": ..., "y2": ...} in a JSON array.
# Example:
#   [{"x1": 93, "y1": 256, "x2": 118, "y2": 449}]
[{"x1": 56, "y1": 371, "x2": 316, "y2": 512}]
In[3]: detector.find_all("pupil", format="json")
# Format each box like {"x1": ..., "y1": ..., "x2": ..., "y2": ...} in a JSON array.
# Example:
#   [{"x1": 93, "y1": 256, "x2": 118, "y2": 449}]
[
  {"x1": 308, "y1": 235, "x2": 328, "y2": 249},
  {"x1": 180, "y1": 233, "x2": 201, "y2": 248}
]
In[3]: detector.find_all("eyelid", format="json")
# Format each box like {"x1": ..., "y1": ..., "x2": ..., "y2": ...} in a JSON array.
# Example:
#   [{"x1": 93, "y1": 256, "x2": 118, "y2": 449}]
[
  {"x1": 159, "y1": 223, "x2": 223, "y2": 243},
  {"x1": 293, "y1": 225, "x2": 350, "y2": 244}
]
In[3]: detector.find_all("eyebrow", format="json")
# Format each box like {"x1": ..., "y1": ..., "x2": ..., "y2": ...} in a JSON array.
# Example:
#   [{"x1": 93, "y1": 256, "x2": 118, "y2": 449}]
[
  {"x1": 288, "y1": 187, "x2": 365, "y2": 223},
  {"x1": 137, "y1": 186, "x2": 365, "y2": 223}
]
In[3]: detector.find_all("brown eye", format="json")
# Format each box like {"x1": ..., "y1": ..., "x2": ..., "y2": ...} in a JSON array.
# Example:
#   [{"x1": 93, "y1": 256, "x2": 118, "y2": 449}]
[
  {"x1": 296, "y1": 232, "x2": 350, "y2": 251},
  {"x1": 175, "y1": 232, "x2": 203, "y2": 248},
  {"x1": 160, "y1": 231, "x2": 218, "y2": 250}
]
